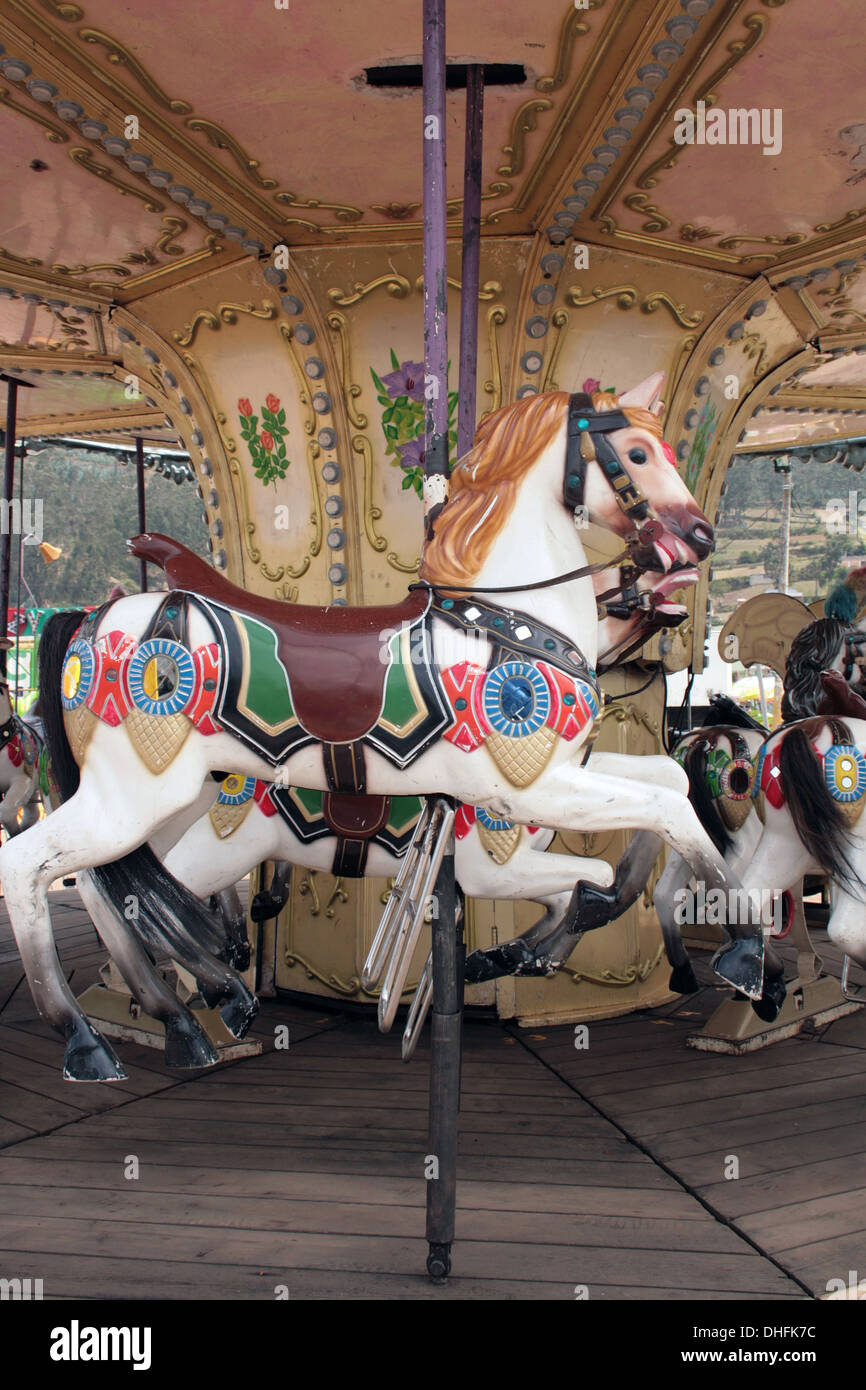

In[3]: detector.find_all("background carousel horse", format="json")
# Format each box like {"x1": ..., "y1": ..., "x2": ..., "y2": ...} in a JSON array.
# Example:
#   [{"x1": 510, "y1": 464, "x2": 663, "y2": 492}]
[
  {"x1": 654, "y1": 615, "x2": 866, "y2": 1007},
  {"x1": 1, "y1": 375, "x2": 760, "y2": 1081}
]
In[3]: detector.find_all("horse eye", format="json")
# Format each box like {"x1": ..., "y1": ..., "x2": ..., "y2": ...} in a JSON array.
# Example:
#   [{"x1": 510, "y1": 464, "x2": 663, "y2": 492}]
[{"x1": 628, "y1": 448, "x2": 648, "y2": 465}]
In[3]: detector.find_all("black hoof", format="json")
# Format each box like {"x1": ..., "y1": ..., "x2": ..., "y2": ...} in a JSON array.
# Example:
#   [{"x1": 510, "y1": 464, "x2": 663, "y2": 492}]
[
  {"x1": 751, "y1": 972, "x2": 787, "y2": 1024},
  {"x1": 225, "y1": 938, "x2": 251, "y2": 972},
  {"x1": 568, "y1": 879, "x2": 620, "y2": 933},
  {"x1": 712, "y1": 937, "x2": 765, "y2": 1000},
  {"x1": 669, "y1": 962, "x2": 699, "y2": 995},
  {"x1": 63, "y1": 1024, "x2": 127, "y2": 1082},
  {"x1": 163, "y1": 1017, "x2": 220, "y2": 1069},
  {"x1": 427, "y1": 1242, "x2": 451, "y2": 1283},
  {"x1": 219, "y1": 986, "x2": 259, "y2": 1040},
  {"x1": 250, "y1": 891, "x2": 286, "y2": 923},
  {"x1": 464, "y1": 939, "x2": 537, "y2": 983}
]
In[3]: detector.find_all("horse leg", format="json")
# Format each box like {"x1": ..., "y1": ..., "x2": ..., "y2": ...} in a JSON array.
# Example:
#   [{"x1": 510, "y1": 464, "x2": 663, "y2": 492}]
[
  {"x1": 654, "y1": 850, "x2": 700, "y2": 994},
  {"x1": 213, "y1": 885, "x2": 250, "y2": 970},
  {"x1": 76, "y1": 871, "x2": 220, "y2": 1069},
  {"x1": 250, "y1": 860, "x2": 293, "y2": 923}
]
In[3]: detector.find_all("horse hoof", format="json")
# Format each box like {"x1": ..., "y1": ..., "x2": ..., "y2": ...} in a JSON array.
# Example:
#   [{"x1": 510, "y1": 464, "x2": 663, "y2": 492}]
[
  {"x1": 464, "y1": 939, "x2": 536, "y2": 983},
  {"x1": 711, "y1": 938, "x2": 764, "y2": 1000},
  {"x1": 669, "y1": 963, "x2": 699, "y2": 995},
  {"x1": 164, "y1": 1018, "x2": 220, "y2": 1069},
  {"x1": 250, "y1": 892, "x2": 285, "y2": 923},
  {"x1": 751, "y1": 973, "x2": 787, "y2": 1024},
  {"x1": 219, "y1": 987, "x2": 259, "y2": 1040},
  {"x1": 225, "y1": 939, "x2": 252, "y2": 972},
  {"x1": 569, "y1": 880, "x2": 619, "y2": 933},
  {"x1": 63, "y1": 1032, "x2": 127, "y2": 1083}
]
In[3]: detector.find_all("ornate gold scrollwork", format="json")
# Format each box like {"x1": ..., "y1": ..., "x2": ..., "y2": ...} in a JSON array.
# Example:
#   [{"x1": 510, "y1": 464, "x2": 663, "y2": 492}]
[
  {"x1": 173, "y1": 301, "x2": 277, "y2": 348},
  {"x1": 542, "y1": 309, "x2": 569, "y2": 392},
  {"x1": 185, "y1": 117, "x2": 277, "y2": 189},
  {"x1": 296, "y1": 871, "x2": 349, "y2": 919},
  {"x1": 566, "y1": 283, "x2": 704, "y2": 329},
  {"x1": 814, "y1": 209, "x2": 866, "y2": 235},
  {"x1": 498, "y1": 99, "x2": 553, "y2": 178},
  {"x1": 370, "y1": 202, "x2": 421, "y2": 220},
  {"x1": 412, "y1": 275, "x2": 503, "y2": 301},
  {"x1": 327, "y1": 311, "x2": 366, "y2": 429},
  {"x1": 561, "y1": 943, "x2": 664, "y2": 989},
  {"x1": 387, "y1": 549, "x2": 420, "y2": 574},
  {"x1": 623, "y1": 193, "x2": 671, "y2": 235},
  {"x1": 351, "y1": 436, "x2": 387, "y2": 555},
  {"x1": 741, "y1": 330, "x2": 768, "y2": 377},
  {"x1": 68, "y1": 147, "x2": 164, "y2": 213},
  {"x1": 483, "y1": 304, "x2": 508, "y2": 413},
  {"x1": 327, "y1": 274, "x2": 412, "y2": 308},
  {"x1": 0, "y1": 84, "x2": 68, "y2": 142},
  {"x1": 36, "y1": 0, "x2": 83, "y2": 19},
  {"x1": 278, "y1": 322, "x2": 316, "y2": 437},
  {"x1": 78, "y1": 28, "x2": 192, "y2": 113},
  {"x1": 275, "y1": 191, "x2": 363, "y2": 223},
  {"x1": 535, "y1": 1, "x2": 603, "y2": 94}
]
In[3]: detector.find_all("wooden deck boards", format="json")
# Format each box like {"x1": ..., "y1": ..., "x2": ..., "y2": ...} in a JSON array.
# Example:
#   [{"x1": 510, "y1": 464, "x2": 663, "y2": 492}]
[{"x1": 0, "y1": 890, "x2": 863, "y2": 1299}]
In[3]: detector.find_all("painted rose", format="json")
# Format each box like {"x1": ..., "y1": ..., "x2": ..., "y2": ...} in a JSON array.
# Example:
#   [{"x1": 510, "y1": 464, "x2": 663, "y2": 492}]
[
  {"x1": 382, "y1": 360, "x2": 425, "y2": 402},
  {"x1": 260, "y1": 430, "x2": 274, "y2": 452},
  {"x1": 266, "y1": 394, "x2": 280, "y2": 413},
  {"x1": 238, "y1": 398, "x2": 252, "y2": 417},
  {"x1": 582, "y1": 377, "x2": 601, "y2": 395}
]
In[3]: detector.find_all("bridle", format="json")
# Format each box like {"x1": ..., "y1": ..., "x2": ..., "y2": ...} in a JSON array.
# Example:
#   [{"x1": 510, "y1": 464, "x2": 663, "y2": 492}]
[{"x1": 428, "y1": 391, "x2": 670, "y2": 598}]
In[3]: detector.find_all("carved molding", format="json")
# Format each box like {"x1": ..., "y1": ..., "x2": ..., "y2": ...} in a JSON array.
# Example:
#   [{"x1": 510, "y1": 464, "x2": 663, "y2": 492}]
[
  {"x1": 0, "y1": 83, "x2": 68, "y2": 142},
  {"x1": 172, "y1": 301, "x2": 277, "y2": 348},
  {"x1": 328, "y1": 275, "x2": 412, "y2": 308},
  {"x1": 565, "y1": 283, "x2": 704, "y2": 329},
  {"x1": 483, "y1": 304, "x2": 508, "y2": 413},
  {"x1": 78, "y1": 27, "x2": 191, "y2": 112},
  {"x1": 327, "y1": 310, "x2": 366, "y2": 429},
  {"x1": 68, "y1": 146, "x2": 164, "y2": 214}
]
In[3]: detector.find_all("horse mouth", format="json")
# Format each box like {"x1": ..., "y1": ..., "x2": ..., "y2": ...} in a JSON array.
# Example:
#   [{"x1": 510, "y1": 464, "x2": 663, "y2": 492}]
[
  {"x1": 652, "y1": 529, "x2": 705, "y2": 573},
  {"x1": 641, "y1": 564, "x2": 699, "y2": 619}
]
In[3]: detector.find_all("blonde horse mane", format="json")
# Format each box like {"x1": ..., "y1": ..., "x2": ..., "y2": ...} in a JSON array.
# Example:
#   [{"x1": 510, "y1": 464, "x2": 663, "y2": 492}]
[{"x1": 420, "y1": 388, "x2": 663, "y2": 587}]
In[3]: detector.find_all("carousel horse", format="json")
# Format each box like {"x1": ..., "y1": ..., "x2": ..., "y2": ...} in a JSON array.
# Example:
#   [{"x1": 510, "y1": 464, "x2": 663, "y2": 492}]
[
  {"x1": 654, "y1": 616, "x2": 866, "y2": 1006},
  {"x1": 1, "y1": 375, "x2": 763, "y2": 1081},
  {"x1": 0, "y1": 655, "x2": 42, "y2": 837}
]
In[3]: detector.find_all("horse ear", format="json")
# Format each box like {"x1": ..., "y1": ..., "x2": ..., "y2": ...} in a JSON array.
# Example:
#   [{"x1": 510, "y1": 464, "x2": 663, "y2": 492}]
[{"x1": 618, "y1": 371, "x2": 666, "y2": 414}]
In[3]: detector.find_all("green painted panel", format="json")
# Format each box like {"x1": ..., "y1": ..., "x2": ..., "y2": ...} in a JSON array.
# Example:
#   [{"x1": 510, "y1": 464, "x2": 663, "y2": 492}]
[{"x1": 240, "y1": 615, "x2": 293, "y2": 726}]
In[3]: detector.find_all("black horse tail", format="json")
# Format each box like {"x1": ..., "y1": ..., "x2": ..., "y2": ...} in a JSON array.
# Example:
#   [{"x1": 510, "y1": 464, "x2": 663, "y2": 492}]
[
  {"x1": 38, "y1": 611, "x2": 228, "y2": 961},
  {"x1": 683, "y1": 739, "x2": 733, "y2": 857},
  {"x1": 777, "y1": 726, "x2": 863, "y2": 890}
]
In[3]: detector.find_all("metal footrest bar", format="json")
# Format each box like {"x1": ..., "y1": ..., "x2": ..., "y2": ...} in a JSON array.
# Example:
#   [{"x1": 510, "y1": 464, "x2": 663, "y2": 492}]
[
  {"x1": 361, "y1": 799, "x2": 434, "y2": 991},
  {"x1": 402, "y1": 950, "x2": 433, "y2": 1062},
  {"x1": 841, "y1": 955, "x2": 866, "y2": 1003}
]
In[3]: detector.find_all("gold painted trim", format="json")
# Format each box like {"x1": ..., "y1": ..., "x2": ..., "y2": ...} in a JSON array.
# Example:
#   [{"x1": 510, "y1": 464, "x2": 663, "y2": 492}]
[
  {"x1": 0, "y1": 83, "x2": 68, "y2": 142},
  {"x1": 387, "y1": 550, "x2": 420, "y2": 574},
  {"x1": 352, "y1": 435, "x2": 387, "y2": 555},
  {"x1": 561, "y1": 944, "x2": 664, "y2": 989},
  {"x1": 483, "y1": 304, "x2": 508, "y2": 413},
  {"x1": 173, "y1": 301, "x2": 277, "y2": 348},
  {"x1": 283, "y1": 950, "x2": 418, "y2": 1000},
  {"x1": 536, "y1": 0, "x2": 604, "y2": 94},
  {"x1": 78, "y1": 27, "x2": 192, "y2": 113},
  {"x1": 327, "y1": 311, "x2": 366, "y2": 429},
  {"x1": 328, "y1": 274, "x2": 411, "y2": 308},
  {"x1": 565, "y1": 283, "x2": 704, "y2": 329},
  {"x1": 185, "y1": 117, "x2": 277, "y2": 189},
  {"x1": 36, "y1": 0, "x2": 82, "y2": 19},
  {"x1": 275, "y1": 191, "x2": 363, "y2": 224},
  {"x1": 498, "y1": 99, "x2": 554, "y2": 178},
  {"x1": 542, "y1": 308, "x2": 569, "y2": 392},
  {"x1": 68, "y1": 146, "x2": 164, "y2": 214},
  {"x1": 278, "y1": 323, "x2": 316, "y2": 437}
]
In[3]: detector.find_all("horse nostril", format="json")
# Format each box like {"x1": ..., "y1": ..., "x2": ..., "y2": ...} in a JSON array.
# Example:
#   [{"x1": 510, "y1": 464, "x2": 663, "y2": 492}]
[{"x1": 690, "y1": 521, "x2": 714, "y2": 556}]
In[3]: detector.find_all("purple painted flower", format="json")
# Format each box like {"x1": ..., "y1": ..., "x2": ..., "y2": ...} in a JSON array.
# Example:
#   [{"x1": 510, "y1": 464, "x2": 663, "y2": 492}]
[
  {"x1": 397, "y1": 437, "x2": 425, "y2": 471},
  {"x1": 382, "y1": 360, "x2": 425, "y2": 402},
  {"x1": 582, "y1": 377, "x2": 601, "y2": 395}
]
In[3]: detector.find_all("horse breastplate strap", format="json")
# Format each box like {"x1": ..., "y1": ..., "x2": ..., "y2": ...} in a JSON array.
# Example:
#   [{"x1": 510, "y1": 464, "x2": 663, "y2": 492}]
[{"x1": 432, "y1": 594, "x2": 598, "y2": 694}]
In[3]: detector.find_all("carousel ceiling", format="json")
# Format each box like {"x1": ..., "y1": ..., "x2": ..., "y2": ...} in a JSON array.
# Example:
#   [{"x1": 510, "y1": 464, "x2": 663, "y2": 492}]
[{"x1": 2, "y1": 0, "x2": 866, "y2": 441}]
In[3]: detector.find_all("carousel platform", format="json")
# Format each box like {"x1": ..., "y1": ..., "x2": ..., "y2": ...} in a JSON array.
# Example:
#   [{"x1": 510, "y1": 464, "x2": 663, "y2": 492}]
[{"x1": 0, "y1": 890, "x2": 863, "y2": 1301}]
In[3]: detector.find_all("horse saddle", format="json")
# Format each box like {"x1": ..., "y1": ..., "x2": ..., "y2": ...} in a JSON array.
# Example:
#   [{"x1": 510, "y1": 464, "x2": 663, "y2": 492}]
[
  {"x1": 129, "y1": 532, "x2": 430, "y2": 744},
  {"x1": 817, "y1": 668, "x2": 866, "y2": 723}
]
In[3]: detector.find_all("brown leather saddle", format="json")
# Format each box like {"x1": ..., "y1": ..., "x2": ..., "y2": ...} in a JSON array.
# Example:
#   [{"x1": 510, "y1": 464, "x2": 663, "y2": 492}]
[{"x1": 129, "y1": 533, "x2": 430, "y2": 744}]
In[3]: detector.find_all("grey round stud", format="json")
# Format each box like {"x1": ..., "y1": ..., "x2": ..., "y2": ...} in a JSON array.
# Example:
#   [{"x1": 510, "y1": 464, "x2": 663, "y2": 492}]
[
  {"x1": 207, "y1": 489, "x2": 219, "y2": 507},
  {"x1": 637, "y1": 63, "x2": 669, "y2": 87},
  {"x1": 726, "y1": 321, "x2": 745, "y2": 340},
  {"x1": 532, "y1": 284, "x2": 556, "y2": 305},
  {"x1": 784, "y1": 275, "x2": 809, "y2": 290},
  {"x1": 525, "y1": 316, "x2": 549, "y2": 338},
  {"x1": 281, "y1": 294, "x2": 304, "y2": 315},
  {"x1": 0, "y1": 58, "x2": 31, "y2": 82},
  {"x1": 187, "y1": 198, "x2": 211, "y2": 217},
  {"x1": 78, "y1": 118, "x2": 107, "y2": 141},
  {"x1": 142, "y1": 348, "x2": 159, "y2": 363},
  {"x1": 582, "y1": 163, "x2": 608, "y2": 181},
  {"x1": 684, "y1": 408, "x2": 699, "y2": 429},
  {"x1": 116, "y1": 327, "x2": 135, "y2": 343},
  {"x1": 321, "y1": 461, "x2": 342, "y2": 484},
  {"x1": 625, "y1": 86, "x2": 655, "y2": 109},
  {"x1": 201, "y1": 457, "x2": 213, "y2": 477},
  {"x1": 102, "y1": 135, "x2": 130, "y2": 157},
  {"x1": 676, "y1": 440, "x2": 690, "y2": 462},
  {"x1": 324, "y1": 496, "x2": 344, "y2": 518},
  {"x1": 21, "y1": 293, "x2": 42, "y2": 305},
  {"x1": 745, "y1": 300, "x2": 767, "y2": 318},
  {"x1": 312, "y1": 392, "x2": 332, "y2": 414},
  {"x1": 224, "y1": 225, "x2": 247, "y2": 241},
  {"x1": 213, "y1": 550, "x2": 227, "y2": 569},
  {"x1": 572, "y1": 179, "x2": 598, "y2": 197},
  {"x1": 835, "y1": 259, "x2": 859, "y2": 273},
  {"x1": 317, "y1": 427, "x2": 337, "y2": 449},
  {"x1": 603, "y1": 126, "x2": 632, "y2": 146},
  {"x1": 53, "y1": 98, "x2": 83, "y2": 122},
  {"x1": 521, "y1": 351, "x2": 544, "y2": 373},
  {"x1": 304, "y1": 357, "x2": 326, "y2": 379},
  {"x1": 553, "y1": 211, "x2": 576, "y2": 228},
  {"x1": 163, "y1": 370, "x2": 178, "y2": 388},
  {"x1": 592, "y1": 145, "x2": 620, "y2": 165},
  {"x1": 168, "y1": 185, "x2": 194, "y2": 205},
  {"x1": 328, "y1": 563, "x2": 348, "y2": 585},
  {"x1": 652, "y1": 40, "x2": 683, "y2": 64},
  {"x1": 682, "y1": 0, "x2": 713, "y2": 16},
  {"x1": 147, "y1": 168, "x2": 174, "y2": 187},
  {"x1": 294, "y1": 321, "x2": 316, "y2": 344},
  {"x1": 191, "y1": 428, "x2": 204, "y2": 446},
  {"x1": 708, "y1": 347, "x2": 725, "y2": 366},
  {"x1": 614, "y1": 106, "x2": 644, "y2": 128},
  {"x1": 263, "y1": 264, "x2": 286, "y2": 285},
  {"x1": 326, "y1": 528, "x2": 346, "y2": 550},
  {"x1": 26, "y1": 79, "x2": 57, "y2": 102},
  {"x1": 517, "y1": 385, "x2": 538, "y2": 398},
  {"x1": 563, "y1": 196, "x2": 587, "y2": 214},
  {"x1": 331, "y1": 598, "x2": 348, "y2": 607},
  {"x1": 242, "y1": 240, "x2": 265, "y2": 256},
  {"x1": 204, "y1": 212, "x2": 229, "y2": 229},
  {"x1": 210, "y1": 519, "x2": 223, "y2": 539},
  {"x1": 694, "y1": 376, "x2": 710, "y2": 396},
  {"x1": 540, "y1": 253, "x2": 565, "y2": 276},
  {"x1": 809, "y1": 267, "x2": 833, "y2": 283},
  {"x1": 125, "y1": 152, "x2": 152, "y2": 173}
]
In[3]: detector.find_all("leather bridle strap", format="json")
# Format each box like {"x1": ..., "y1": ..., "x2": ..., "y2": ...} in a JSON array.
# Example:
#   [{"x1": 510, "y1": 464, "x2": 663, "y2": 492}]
[{"x1": 565, "y1": 392, "x2": 650, "y2": 523}]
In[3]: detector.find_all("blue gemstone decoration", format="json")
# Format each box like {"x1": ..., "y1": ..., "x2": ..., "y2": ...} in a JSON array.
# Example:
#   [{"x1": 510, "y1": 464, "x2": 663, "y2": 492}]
[
  {"x1": 441, "y1": 598, "x2": 454, "y2": 610},
  {"x1": 577, "y1": 417, "x2": 589, "y2": 428},
  {"x1": 482, "y1": 661, "x2": 550, "y2": 738},
  {"x1": 544, "y1": 638, "x2": 556, "y2": 650},
  {"x1": 563, "y1": 692, "x2": 575, "y2": 706},
  {"x1": 127, "y1": 638, "x2": 196, "y2": 717}
]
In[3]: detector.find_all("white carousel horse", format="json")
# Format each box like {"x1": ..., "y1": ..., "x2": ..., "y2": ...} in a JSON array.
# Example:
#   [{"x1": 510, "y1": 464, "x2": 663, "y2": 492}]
[
  {"x1": 654, "y1": 616, "x2": 866, "y2": 1007},
  {"x1": 0, "y1": 715, "x2": 41, "y2": 837},
  {"x1": 1, "y1": 375, "x2": 760, "y2": 1081}
]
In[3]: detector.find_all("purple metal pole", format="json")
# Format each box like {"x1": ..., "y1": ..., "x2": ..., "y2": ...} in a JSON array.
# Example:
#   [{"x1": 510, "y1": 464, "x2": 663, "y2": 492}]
[
  {"x1": 0, "y1": 378, "x2": 19, "y2": 678},
  {"x1": 457, "y1": 65, "x2": 484, "y2": 462},
  {"x1": 422, "y1": 0, "x2": 449, "y2": 545},
  {"x1": 135, "y1": 436, "x2": 148, "y2": 592}
]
